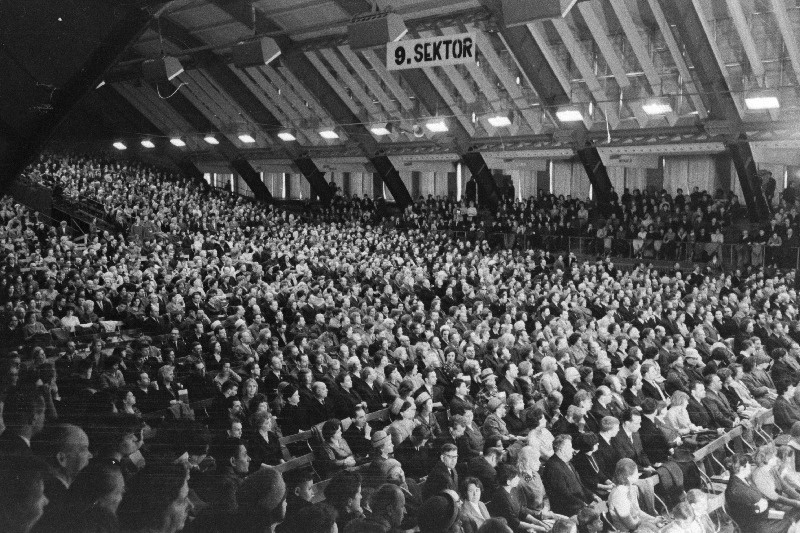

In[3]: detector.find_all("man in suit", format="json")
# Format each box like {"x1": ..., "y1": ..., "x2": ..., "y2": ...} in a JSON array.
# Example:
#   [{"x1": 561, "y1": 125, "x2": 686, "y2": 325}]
[
  {"x1": 596, "y1": 416, "x2": 621, "y2": 482},
  {"x1": 702, "y1": 374, "x2": 738, "y2": 430},
  {"x1": 0, "y1": 386, "x2": 46, "y2": 458},
  {"x1": 31, "y1": 424, "x2": 92, "y2": 505},
  {"x1": 611, "y1": 408, "x2": 654, "y2": 471},
  {"x1": 162, "y1": 328, "x2": 188, "y2": 359},
  {"x1": 639, "y1": 398, "x2": 679, "y2": 465},
  {"x1": 304, "y1": 381, "x2": 335, "y2": 427},
  {"x1": 496, "y1": 363, "x2": 523, "y2": 398},
  {"x1": 422, "y1": 443, "x2": 459, "y2": 501},
  {"x1": 343, "y1": 405, "x2": 373, "y2": 458},
  {"x1": 542, "y1": 434, "x2": 595, "y2": 517},
  {"x1": 641, "y1": 362, "x2": 669, "y2": 403},
  {"x1": 414, "y1": 367, "x2": 443, "y2": 404},
  {"x1": 394, "y1": 425, "x2": 432, "y2": 481},
  {"x1": 466, "y1": 444, "x2": 501, "y2": 502}
]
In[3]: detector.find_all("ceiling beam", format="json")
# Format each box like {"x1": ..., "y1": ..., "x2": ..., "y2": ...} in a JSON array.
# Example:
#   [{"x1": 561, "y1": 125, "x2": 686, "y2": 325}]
[
  {"x1": 154, "y1": 15, "x2": 331, "y2": 202},
  {"x1": 724, "y1": 0, "x2": 778, "y2": 120},
  {"x1": 772, "y1": 0, "x2": 800, "y2": 87},
  {"x1": 551, "y1": 17, "x2": 620, "y2": 128},
  {"x1": 213, "y1": 0, "x2": 413, "y2": 207},
  {"x1": 643, "y1": 0, "x2": 707, "y2": 120},
  {"x1": 0, "y1": 6, "x2": 151, "y2": 193}
]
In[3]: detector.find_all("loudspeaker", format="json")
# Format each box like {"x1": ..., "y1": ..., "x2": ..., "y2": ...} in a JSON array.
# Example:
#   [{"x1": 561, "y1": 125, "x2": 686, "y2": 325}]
[
  {"x1": 142, "y1": 57, "x2": 183, "y2": 83},
  {"x1": 231, "y1": 38, "x2": 281, "y2": 68}
]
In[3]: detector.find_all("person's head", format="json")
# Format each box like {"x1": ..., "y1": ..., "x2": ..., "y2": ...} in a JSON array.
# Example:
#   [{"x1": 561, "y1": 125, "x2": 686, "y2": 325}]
[
  {"x1": 285, "y1": 469, "x2": 315, "y2": 503},
  {"x1": 690, "y1": 380, "x2": 706, "y2": 401},
  {"x1": 237, "y1": 466, "x2": 287, "y2": 526},
  {"x1": 64, "y1": 459, "x2": 125, "y2": 515},
  {"x1": 778, "y1": 379, "x2": 797, "y2": 399},
  {"x1": 754, "y1": 443, "x2": 779, "y2": 468},
  {"x1": 448, "y1": 415, "x2": 467, "y2": 438},
  {"x1": 576, "y1": 506, "x2": 603, "y2": 533},
  {"x1": 2, "y1": 386, "x2": 46, "y2": 438},
  {"x1": 613, "y1": 457, "x2": 640, "y2": 486},
  {"x1": 31, "y1": 424, "x2": 92, "y2": 485},
  {"x1": 476, "y1": 518, "x2": 513, "y2": 533},
  {"x1": 726, "y1": 453, "x2": 753, "y2": 478},
  {"x1": 90, "y1": 414, "x2": 145, "y2": 460},
  {"x1": 686, "y1": 489, "x2": 708, "y2": 517},
  {"x1": 322, "y1": 419, "x2": 342, "y2": 442},
  {"x1": 671, "y1": 501, "x2": 695, "y2": 526},
  {"x1": 117, "y1": 462, "x2": 190, "y2": 533},
  {"x1": 370, "y1": 484, "x2": 405, "y2": 528},
  {"x1": 0, "y1": 456, "x2": 48, "y2": 533},
  {"x1": 517, "y1": 444, "x2": 541, "y2": 474},
  {"x1": 440, "y1": 443, "x2": 459, "y2": 470},
  {"x1": 462, "y1": 476, "x2": 484, "y2": 503},
  {"x1": 553, "y1": 434, "x2": 574, "y2": 462},
  {"x1": 293, "y1": 503, "x2": 338, "y2": 533},
  {"x1": 551, "y1": 518, "x2": 578, "y2": 533},
  {"x1": 324, "y1": 470, "x2": 362, "y2": 514},
  {"x1": 417, "y1": 490, "x2": 461, "y2": 533},
  {"x1": 211, "y1": 438, "x2": 251, "y2": 475}
]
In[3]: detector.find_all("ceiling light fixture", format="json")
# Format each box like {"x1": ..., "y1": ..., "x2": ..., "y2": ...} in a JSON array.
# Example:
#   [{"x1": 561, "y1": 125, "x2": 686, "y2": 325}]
[
  {"x1": 319, "y1": 129, "x2": 340, "y2": 139},
  {"x1": 170, "y1": 138, "x2": 186, "y2": 147},
  {"x1": 141, "y1": 139, "x2": 155, "y2": 148},
  {"x1": 113, "y1": 142, "x2": 127, "y2": 150},
  {"x1": 277, "y1": 131, "x2": 297, "y2": 141},
  {"x1": 487, "y1": 113, "x2": 513, "y2": 127},
  {"x1": 642, "y1": 97, "x2": 673, "y2": 116},
  {"x1": 745, "y1": 89, "x2": 780, "y2": 110},
  {"x1": 556, "y1": 106, "x2": 584, "y2": 122},
  {"x1": 425, "y1": 119, "x2": 448, "y2": 132},
  {"x1": 204, "y1": 135, "x2": 219, "y2": 145},
  {"x1": 238, "y1": 133, "x2": 256, "y2": 143},
  {"x1": 369, "y1": 123, "x2": 393, "y2": 136}
]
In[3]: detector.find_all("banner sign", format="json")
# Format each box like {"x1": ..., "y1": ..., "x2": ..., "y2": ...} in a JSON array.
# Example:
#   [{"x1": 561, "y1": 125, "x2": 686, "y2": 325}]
[{"x1": 387, "y1": 32, "x2": 476, "y2": 71}]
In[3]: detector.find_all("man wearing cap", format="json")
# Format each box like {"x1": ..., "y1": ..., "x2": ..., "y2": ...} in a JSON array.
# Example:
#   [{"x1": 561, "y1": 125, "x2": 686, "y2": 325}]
[{"x1": 422, "y1": 443, "x2": 460, "y2": 501}]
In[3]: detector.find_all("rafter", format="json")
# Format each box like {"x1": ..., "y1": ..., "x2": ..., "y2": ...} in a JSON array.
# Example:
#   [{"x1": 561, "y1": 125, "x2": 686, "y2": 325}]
[
  {"x1": 551, "y1": 17, "x2": 619, "y2": 127},
  {"x1": 527, "y1": 21, "x2": 593, "y2": 129},
  {"x1": 644, "y1": 0, "x2": 708, "y2": 119},
  {"x1": 724, "y1": 0, "x2": 778, "y2": 120},
  {"x1": 771, "y1": 0, "x2": 800, "y2": 86}
]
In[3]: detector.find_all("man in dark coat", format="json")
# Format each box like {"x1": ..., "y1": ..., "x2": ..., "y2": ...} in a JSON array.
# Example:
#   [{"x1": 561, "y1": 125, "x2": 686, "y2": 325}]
[
  {"x1": 421, "y1": 443, "x2": 459, "y2": 501},
  {"x1": 611, "y1": 408, "x2": 652, "y2": 470},
  {"x1": 304, "y1": 381, "x2": 335, "y2": 427},
  {"x1": 465, "y1": 444, "x2": 501, "y2": 502},
  {"x1": 541, "y1": 434, "x2": 595, "y2": 517}
]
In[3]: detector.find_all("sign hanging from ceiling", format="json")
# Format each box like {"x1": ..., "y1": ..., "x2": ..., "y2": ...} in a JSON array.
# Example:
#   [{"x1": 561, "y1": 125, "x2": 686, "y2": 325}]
[{"x1": 386, "y1": 32, "x2": 476, "y2": 71}]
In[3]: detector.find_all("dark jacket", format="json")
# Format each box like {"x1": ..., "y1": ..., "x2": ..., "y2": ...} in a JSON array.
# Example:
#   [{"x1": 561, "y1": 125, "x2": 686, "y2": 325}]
[
  {"x1": 487, "y1": 486, "x2": 535, "y2": 533},
  {"x1": 639, "y1": 415, "x2": 672, "y2": 464},
  {"x1": 247, "y1": 430, "x2": 283, "y2": 471},
  {"x1": 466, "y1": 456, "x2": 498, "y2": 502},
  {"x1": 612, "y1": 429, "x2": 651, "y2": 469},
  {"x1": 774, "y1": 396, "x2": 800, "y2": 432},
  {"x1": 702, "y1": 389, "x2": 737, "y2": 429},
  {"x1": 303, "y1": 397, "x2": 335, "y2": 427},
  {"x1": 541, "y1": 454, "x2": 592, "y2": 517},
  {"x1": 725, "y1": 474, "x2": 795, "y2": 533},
  {"x1": 422, "y1": 460, "x2": 458, "y2": 501},
  {"x1": 687, "y1": 396, "x2": 713, "y2": 428},
  {"x1": 595, "y1": 435, "x2": 620, "y2": 482}
]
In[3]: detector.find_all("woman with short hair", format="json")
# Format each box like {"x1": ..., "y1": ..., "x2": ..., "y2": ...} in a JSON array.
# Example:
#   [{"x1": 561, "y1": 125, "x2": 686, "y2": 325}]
[{"x1": 607, "y1": 458, "x2": 661, "y2": 532}]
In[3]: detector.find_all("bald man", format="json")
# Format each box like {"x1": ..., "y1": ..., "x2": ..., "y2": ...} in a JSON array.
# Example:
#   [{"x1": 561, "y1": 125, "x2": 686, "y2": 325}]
[{"x1": 31, "y1": 424, "x2": 92, "y2": 504}]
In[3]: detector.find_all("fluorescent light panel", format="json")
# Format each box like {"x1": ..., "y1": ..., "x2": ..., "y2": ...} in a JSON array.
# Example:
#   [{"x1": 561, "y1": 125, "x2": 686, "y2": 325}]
[
  {"x1": 319, "y1": 129, "x2": 339, "y2": 139},
  {"x1": 556, "y1": 107, "x2": 583, "y2": 122},
  {"x1": 141, "y1": 139, "x2": 155, "y2": 148},
  {"x1": 238, "y1": 134, "x2": 256, "y2": 143},
  {"x1": 170, "y1": 138, "x2": 186, "y2": 147},
  {"x1": 745, "y1": 94, "x2": 780, "y2": 110},
  {"x1": 113, "y1": 142, "x2": 127, "y2": 150},
  {"x1": 277, "y1": 131, "x2": 296, "y2": 141},
  {"x1": 425, "y1": 119, "x2": 448, "y2": 132},
  {"x1": 487, "y1": 114, "x2": 513, "y2": 127},
  {"x1": 370, "y1": 123, "x2": 393, "y2": 136},
  {"x1": 204, "y1": 135, "x2": 219, "y2": 145},
  {"x1": 642, "y1": 97, "x2": 673, "y2": 116}
]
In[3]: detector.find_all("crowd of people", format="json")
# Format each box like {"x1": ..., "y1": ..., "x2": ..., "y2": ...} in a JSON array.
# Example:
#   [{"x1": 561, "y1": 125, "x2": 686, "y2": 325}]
[{"x1": 2, "y1": 153, "x2": 800, "y2": 532}]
